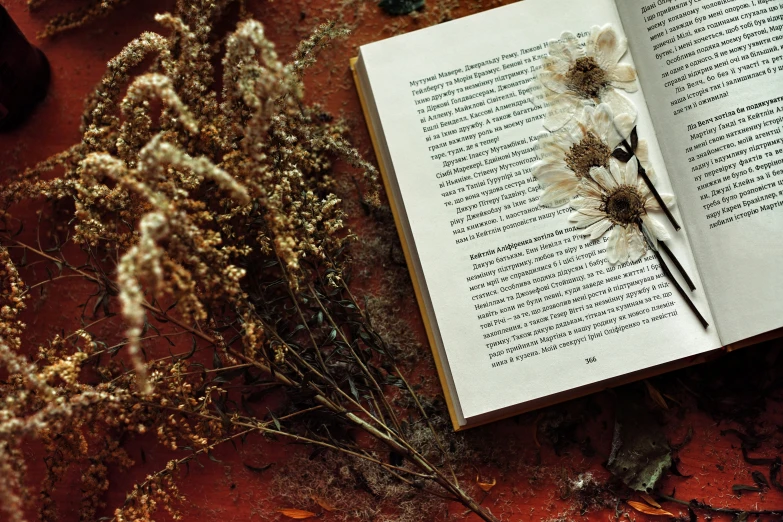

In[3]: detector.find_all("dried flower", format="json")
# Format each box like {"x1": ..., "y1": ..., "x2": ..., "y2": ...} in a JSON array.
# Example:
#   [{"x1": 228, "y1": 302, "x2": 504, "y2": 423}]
[
  {"x1": 0, "y1": 3, "x2": 497, "y2": 522},
  {"x1": 532, "y1": 104, "x2": 656, "y2": 207},
  {"x1": 539, "y1": 25, "x2": 638, "y2": 132},
  {"x1": 569, "y1": 157, "x2": 673, "y2": 264},
  {"x1": 533, "y1": 104, "x2": 621, "y2": 206}
]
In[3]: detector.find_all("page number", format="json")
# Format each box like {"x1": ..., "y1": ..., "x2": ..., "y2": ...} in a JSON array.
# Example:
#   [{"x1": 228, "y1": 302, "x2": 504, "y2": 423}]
[{"x1": 585, "y1": 357, "x2": 597, "y2": 364}]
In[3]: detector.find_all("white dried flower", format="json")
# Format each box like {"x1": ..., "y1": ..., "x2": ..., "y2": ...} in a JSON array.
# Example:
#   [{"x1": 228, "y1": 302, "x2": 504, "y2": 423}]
[
  {"x1": 569, "y1": 157, "x2": 673, "y2": 264},
  {"x1": 539, "y1": 24, "x2": 638, "y2": 132}
]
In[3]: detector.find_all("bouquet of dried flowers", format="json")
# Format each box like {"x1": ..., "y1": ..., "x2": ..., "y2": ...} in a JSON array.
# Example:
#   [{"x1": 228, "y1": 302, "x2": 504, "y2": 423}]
[
  {"x1": 0, "y1": 1, "x2": 499, "y2": 521},
  {"x1": 532, "y1": 25, "x2": 707, "y2": 327}
]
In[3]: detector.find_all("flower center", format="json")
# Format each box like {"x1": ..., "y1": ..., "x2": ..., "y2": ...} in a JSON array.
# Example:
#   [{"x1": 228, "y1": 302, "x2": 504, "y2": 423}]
[
  {"x1": 566, "y1": 57, "x2": 608, "y2": 100},
  {"x1": 603, "y1": 186, "x2": 645, "y2": 225},
  {"x1": 565, "y1": 132, "x2": 611, "y2": 179}
]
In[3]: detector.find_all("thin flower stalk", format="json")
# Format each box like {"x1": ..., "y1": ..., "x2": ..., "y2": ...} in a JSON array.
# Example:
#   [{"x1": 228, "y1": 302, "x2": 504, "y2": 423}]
[
  {"x1": 613, "y1": 128, "x2": 681, "y2": 231},
  {"x1": 639, "y1": 226, "x2": 709, "y2": 328}
]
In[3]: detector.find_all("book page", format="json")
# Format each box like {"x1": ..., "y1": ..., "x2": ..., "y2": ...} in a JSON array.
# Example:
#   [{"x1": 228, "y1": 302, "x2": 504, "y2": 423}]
[
  {"x1": 615, "y1": 0, "x2": 783, "y2": 344},
  {"x1": 359, "y1": 0, "x2": 720, "y2": 423}
]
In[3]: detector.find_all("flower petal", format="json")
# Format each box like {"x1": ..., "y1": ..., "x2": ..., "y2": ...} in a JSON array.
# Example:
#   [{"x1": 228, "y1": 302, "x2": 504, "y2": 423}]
[
  {"x1": 558, "y1": 31, "x2": 584, "y2": 61},
  {"x1": 571, "y1": 196, "x2": 601, "y2": 210},
  {"x1": 633, "y1": 140, "x2": 658, "y2": 184},
  {"x1": 539, "y1": 178, "x2": 579, "y2": 206},
  {"x1": 546, "y1": 127, "x2": 581, "y2": 155},
  {"x1": 623, "y1": 156, "x2": 639, "y2": 185},
  {"x1": 645, "y1": 192, "x2": 675, "y2": 210},
  {"x1": 609, "y1": 158, "x2": 625, "y2": 186},
  {"x1": 570, "y1": 209, "x2": 605, "y2": 228},
  {"x1": 610, "y1": 63, "x2": 637, "y2": 83},
  {"x1": 540, "y1": 71, "x2": 569, "y2": 94},
  {"x1": 537, "y1": 132, "x2": 556, "y2": 158},
  {"x1": 591, "y1": 24, "x2": 628, "y2": 70},
  {"x1": 539, "y1": 138, "x2": 572, "y2": 163},
  {"x1": 617, "y1": 226, "x2": 630, "y2": 263},
  {"x1": 614, "y1": 113, "x2": 635, "y2": 141},
  {"x1": 532, "y1": 161, "x2": 574, "y2": 184},
  {"x1": 547, "y1": 39, "x2": 572, "y2": 62},
  {"x1": 590, "y1": 103, "x2": 615, "y2": 142},
  {"x1": 602, "y1": 88, "x2": 637, "y2": 121},
  {"x1": 642, "y1": 214, "x2": 670, "y2": 241},
  {"x1": 590, "y1": 166, "x2": 617, "y2": 191},
  {"x1": 577, "y1": 178, "x2": 606, "y2": 200},
  {"x1": 643, "y1": 166, "x2": 658, "y2": 185},
  {"x1": 635, "y1": 138, "x2": 649, "y2": 162},
  {"x1": 585, "y1": 218, "x2": 613, "y2": 240},
  {"x1": 611, "y1": 79, "x2": 639, "y2": 93},
  {"x1": 627, "y1": 225, "x2": 647, "y2": 261},
  {"x1": 544, "y1": 94, "x2": 582, "y2": 131},
  {"x1": 606, "y1": 225, "x2": 626, "y2": 264},
  {"x1": 542, "y1": 56, "x2": 570, "y2": 76}
]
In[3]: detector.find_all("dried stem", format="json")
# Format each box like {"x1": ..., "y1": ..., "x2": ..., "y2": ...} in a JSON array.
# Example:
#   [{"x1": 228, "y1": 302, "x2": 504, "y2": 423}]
[
  {"x1": 0, "y1": 6, "x2": 497, "y2": 521},
  {"x1": 638, "y1": 225, "x2": 709, "y2": 329}
]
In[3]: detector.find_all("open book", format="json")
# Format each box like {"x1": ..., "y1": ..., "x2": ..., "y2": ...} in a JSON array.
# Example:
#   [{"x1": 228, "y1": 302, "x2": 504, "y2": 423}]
[{"x1": 352, "y1": 0, "x2": 783, "y2": 430}]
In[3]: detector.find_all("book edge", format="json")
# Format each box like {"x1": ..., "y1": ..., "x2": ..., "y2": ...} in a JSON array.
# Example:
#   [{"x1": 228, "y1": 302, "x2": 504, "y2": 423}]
[
  {"x1": 350, "y1": 56, "x2": 463, "y2": 431},
  {"x1": 461, "y1": 326, "x2": 783, "y2": 429},
  {"x1": 349, "y1": 47, "x2": 783, "y2": 430}
]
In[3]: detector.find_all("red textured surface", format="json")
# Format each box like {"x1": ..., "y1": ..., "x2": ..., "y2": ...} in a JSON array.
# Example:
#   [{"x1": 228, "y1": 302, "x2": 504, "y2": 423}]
[{"x1": 1, "y1": 1, "x2": 783, "y2": 521}]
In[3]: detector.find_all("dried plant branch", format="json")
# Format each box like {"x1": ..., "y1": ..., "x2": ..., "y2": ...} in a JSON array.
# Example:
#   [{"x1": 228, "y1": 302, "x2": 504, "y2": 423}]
[
  {"x1": 0, "y1": 3, "x2": 492, "y2": 522},
  {"x1": 28, "y1": 0, "x2": 134, "y2": 38}
]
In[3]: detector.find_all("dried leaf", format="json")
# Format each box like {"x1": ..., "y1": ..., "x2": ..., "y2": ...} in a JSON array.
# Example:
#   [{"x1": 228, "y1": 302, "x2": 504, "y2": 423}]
[
  {"x1": 476, "y1": 476, "x2": 496, "y2": 492},
  {"x1": 644, "y1": 380, "x2": 669, "y2": 410},
  {"x1": 640, "y1": 492, "x2": 661, "y2": 508},
  {"x1": 244, "y1": 463, "x2": 272, "y2": 474},
  {"x1": 742, "y1": 446, "x2": 775, "y2": 465},
  {"x1": 207, "y1": 450, "x2": 222, "y2": 463},
  {"x1": 378, "y1": 0, "x2": 425, "y2": 15},
  {"x1": 268, "y1": 409, "x2": 282, "y2": 431},
  {"x1": 311, "y1": 495, "x2": 337, "y2": 512},
  {"x1": 752, "y1": 470, "x2": 769, "y2": 488},
  {"x1": 612, "y1": 147, "x2": 633, "y2": 163},
  {"x1": 348, "y1": 375, "x2": 360, "y2": 402},
  {"x1": 663, "y1": 393, "x2": 681, "y2": 406},
  {"x1": 770, "y1": 457, "x2": 783, "y2": 491},
  {"x1": 278, "y1": 508, "x2": 317, "y2": 519},
  {"x1": 627, "y1": 501, "x2": 674, "y2": 517},
  {"x1": 732, "y1": 484, "x2": 763, "y2": 494},
  {"x1": 607, "y1": 390, "x2": 672, "y2": 492}
]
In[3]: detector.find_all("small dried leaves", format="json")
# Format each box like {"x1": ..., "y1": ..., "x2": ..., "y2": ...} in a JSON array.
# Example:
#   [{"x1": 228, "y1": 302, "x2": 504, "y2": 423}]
[
  {"x1": 644, "y1": 380, "x2": 669, "y2": 410},
  {"x1": 476, "y1": 476, "x2": 496, "y2": 492},
  {"x1": 278, "y1": 508, "x2": 317, "y2": 519},
  {"x1": 607, "y1": 389, "x2": 672, "y2": 492},
  {"x1": 243, "y1": 463, "x2": 272, "y2": 474},
  {"x1": 378, "y1": 0, "x2": 425, "y2": 15},
  {"x1": 752, "y1": 470, "x2": 770, "y2": 489},
  {"x1": 311, "y1": 495, "x2": 337, "y2": 512},
  {"x1": 639, "y1": 492, "x2": 661, "y2": 508},
  {"x1": 627, "y1": 500, "x2": 674, "y2": 517},
  {"x1": 732, "y1": 484, "x2": 763, "y2": 495}
]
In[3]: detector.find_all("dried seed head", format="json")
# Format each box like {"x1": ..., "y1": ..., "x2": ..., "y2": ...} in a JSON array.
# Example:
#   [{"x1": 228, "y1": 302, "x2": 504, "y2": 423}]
[
  {"x1": 602, "y1": 185, "x2": 646, "y2": 225},
  {"x1": 566, "y1": 57, "x2": 608, "y2": 100},
  {"x1": 565, "y1": 131, "x2": 611, "y2": 180}
]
